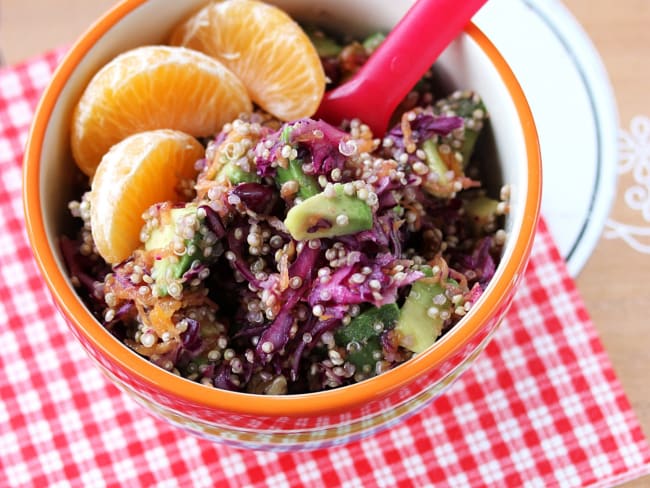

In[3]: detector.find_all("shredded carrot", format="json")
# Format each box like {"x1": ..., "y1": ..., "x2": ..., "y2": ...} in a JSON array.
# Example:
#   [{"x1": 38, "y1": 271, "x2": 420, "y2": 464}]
[
  {"x1": 443, "y1": 150, "x2": 463, "y2": 176},
  {"x1": 279, "y1": 252, "x2": 290, "y2": 291},
  {"x1": 392, "y1": 218, "x2": 405, "y2": 232},
  {"x1": 438, "y1": 257, "x2": 450, "y2": 285},
  {"x1": 354, "y1": 133, "x2": 376, "y2": 154},
  {"x1": 401, "y1": 112, "x2": 417, "y2": 154},
  {"x1": 105, "y1": 271, "x2": 155, "y2": 308},
  {"x1": 402, "y1": 201, "x2": 423, "y2": 230},
  {"x1": 285, "y1": 240, "x2": 296, "y2": 262},
  {"x1": 129, "y1": 339, "x2": 177, "y2": 358},
  {"x1": 147, "y1": 296, "x2": 182, "y2": 338},
  {"x1": 448, "y1": 269, "x2": 469, "y2": 291},
  {"x1": 375, "y1": 158, "x2": 398, "y2": 178}
]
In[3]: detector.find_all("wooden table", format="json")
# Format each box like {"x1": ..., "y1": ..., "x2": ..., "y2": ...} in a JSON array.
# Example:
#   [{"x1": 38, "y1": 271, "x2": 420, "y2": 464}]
[
  {"x1": 562, "y1": 2, "x2": 650, "y2": 486},
  {"x1": 1, "y1": 0, "x2": 648, "y2": 485}
]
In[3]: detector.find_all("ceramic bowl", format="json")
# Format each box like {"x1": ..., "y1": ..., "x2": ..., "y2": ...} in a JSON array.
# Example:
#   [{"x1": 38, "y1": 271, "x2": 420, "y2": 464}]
[{"x1": 23, "y1": 0, "x2": 541, "y2": 450}]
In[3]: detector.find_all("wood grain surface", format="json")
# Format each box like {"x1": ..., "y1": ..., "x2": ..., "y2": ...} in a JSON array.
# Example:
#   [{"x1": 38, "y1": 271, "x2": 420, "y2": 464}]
[
  {"x1": 1, "y1": 0, "x2": 648, "y2": 485},
  {"x1": 561, "y1": 2, "x2": 650, "y2": 486}
]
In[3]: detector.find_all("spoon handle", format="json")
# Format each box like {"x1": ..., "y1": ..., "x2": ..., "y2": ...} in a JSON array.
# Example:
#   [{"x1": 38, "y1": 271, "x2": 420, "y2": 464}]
[
  {"x1": 315, "y1": 0, "x2": 488, "y2": 135},
  {"x1": 362, "y1": 0, "x2": 488, "y2": 113}
]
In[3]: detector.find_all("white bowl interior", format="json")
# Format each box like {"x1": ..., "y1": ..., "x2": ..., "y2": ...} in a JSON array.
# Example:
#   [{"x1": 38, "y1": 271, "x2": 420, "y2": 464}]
[{"x1": 40, "y1": 0, "x2": 530, "y2": 326}]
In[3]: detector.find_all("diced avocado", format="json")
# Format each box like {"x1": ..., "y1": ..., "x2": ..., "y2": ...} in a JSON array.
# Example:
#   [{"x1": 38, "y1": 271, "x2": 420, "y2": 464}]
[
  {"x1": 145, "y1": 215, "x2": 177, "y2": 252},
  {"x1": 335, "y1": 303, "x2": 399, "y2": 344},
  {"x1": 213, "y1": 141, "x2": 260, "y2": 185},
  {"x1": 335, "y1": 303, "x2": 399, "y2": 373},
  {"x1": 436, "y1": 91, "x2": 487, "y2": 166},
  {"x1": 362, "y1": 32, "x2": 385, "y2": 54},
  {"x1": 284, "y1": 183, "x2": 373, "y2": 240},
  {"x1": 146, "y1": 205, "x2": 205, "y2": 297},
  {"x1": 422, "y1": 139, "x2": 450, "y2": 187},
  {"x1": 280, "y1": 124, "x2": 293, "y2": 143},
  {"x1": 346, "y1": 335, "x2": 381, "y2": 374},
  {"x1": 223, "y1": 163, "x2": 259, "y2": 184},
  {"x1": 277, "y1": 159, "x2": 321, "y2": 200},
  {"x1": 460, "y1": 130, "x2": 480, "y2": 167},
  {"x1": 464, "y1": 195, "x2": 499, "y2": 235},
  {"x1": 306, "y1": 28, "x2": 343, "y2": 58},
  {"x1": 276, "y1": 124, "x2": 320, "y2": 200},
  {"x1": 446, "y1": 92, "x2": 486, "y2": 120},
  {"x1": 396, "y1": 269, "x2": 452, "y2": 353},
  {"x1": 145, "y1": 206, "x2": 198, "y2": 253},
  {"x1": 150, "y1": 251, "x2": 196, "y2": 297}
]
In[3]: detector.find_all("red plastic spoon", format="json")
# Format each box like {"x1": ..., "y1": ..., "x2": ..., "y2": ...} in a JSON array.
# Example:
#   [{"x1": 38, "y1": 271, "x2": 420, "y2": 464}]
[{"x1": 315, "y1": 0, "x2": 488, "y2": 136}]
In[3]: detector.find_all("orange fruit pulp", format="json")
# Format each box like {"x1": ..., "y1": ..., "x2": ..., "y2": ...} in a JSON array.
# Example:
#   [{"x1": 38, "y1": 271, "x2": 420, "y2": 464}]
[
  {"x1": 89, "y1": 129, "x2": 204, "y2": 265},
  {"x1": 71, "y1": 45, "x2": 252, "y2": 177},
  {"x1": 170, "y1": 0, "x2": 326, "y2": 122}
]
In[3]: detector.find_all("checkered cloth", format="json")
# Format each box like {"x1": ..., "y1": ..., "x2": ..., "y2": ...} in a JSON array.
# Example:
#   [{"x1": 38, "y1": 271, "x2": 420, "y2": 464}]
[{"x1": 2, "y1": 49, "x2": 650, "y2": 488}]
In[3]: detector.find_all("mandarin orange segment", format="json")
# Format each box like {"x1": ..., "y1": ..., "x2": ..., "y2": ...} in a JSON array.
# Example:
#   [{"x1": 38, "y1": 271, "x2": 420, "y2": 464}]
[
  {"x1": 89, "y1": 129, "x2": 204, "y2": 265},
  {"x1": 169, "y1": 0, "x2": 325, "y2": 122},
  {"x1": 71, "y1": 45, "x2": 252, "y2": 176}
]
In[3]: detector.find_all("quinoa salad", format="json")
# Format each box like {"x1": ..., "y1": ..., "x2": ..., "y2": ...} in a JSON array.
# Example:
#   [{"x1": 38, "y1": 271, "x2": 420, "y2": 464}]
[{"x1": 62, "y1": 30, "x2": 509, "y2": 395}]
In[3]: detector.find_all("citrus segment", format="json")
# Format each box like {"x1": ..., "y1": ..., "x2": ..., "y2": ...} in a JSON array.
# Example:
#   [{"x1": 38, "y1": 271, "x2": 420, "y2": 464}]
[
  {"x1": 89, "y1": 129, "x2": 204, "y2": 264},
  {"x1": 71, "y1": 45, "x2": 251, "y2": 176},
  {"x1": 169, "y1": 0, "x2": 325, "y2": 121}
]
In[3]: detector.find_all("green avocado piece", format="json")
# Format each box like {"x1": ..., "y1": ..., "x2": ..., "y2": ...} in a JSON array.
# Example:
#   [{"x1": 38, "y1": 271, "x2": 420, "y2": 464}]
[
  {"x1": 436, "y1": 91, "x2": 487, "y2": 166},
  {"x1": 213, "y1": 144, "x2": 260, "y2": 185},
  {"x1": 277, "y1": 159, "x2": 321, "y2": 200},
  {"x1": 284, "y1": 183, "x2": 373, "y2": 240},
  {"x1": 362, "y1": 32, "x2": 385, "y2": 54},
  {"x1": 335, "y1": 303, "x2": 399, "y2": 344},
  {"x1": 146, "y1": 205, "x2": 204, "y2": 297},
  {"x1": 223, "y1": 163, "x2": 259, "y2": 184},
  {"x1": 464, "y1": 195, "x2": 500, "y2": 235},
  {"x1": 396, "y1": 268, "x2": 452, "y2": 353},
  {"x1": 346, "y1": 335, "x2": 382, "y2": 374},
  {"x1": 335, "y1": 303, "x2": 399, "y2": 374},
  {"x1": 460, "y1": 130, "x2": 480, "y2": 167},
  {"x1": 276, "y1": 125, "x2": 320, "y2": 200},
  {"x1": 422, "y1": 139, "x2": 450, "y2": 187},
  {"x1": 306, "y1": 28, "x2": 343, "y2": 58}
]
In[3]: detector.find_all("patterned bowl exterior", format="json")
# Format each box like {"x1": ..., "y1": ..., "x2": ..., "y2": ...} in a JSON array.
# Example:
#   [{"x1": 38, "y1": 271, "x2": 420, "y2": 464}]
[{"x1": 24, "y1": 0, "x2": 541, "y2": 450}]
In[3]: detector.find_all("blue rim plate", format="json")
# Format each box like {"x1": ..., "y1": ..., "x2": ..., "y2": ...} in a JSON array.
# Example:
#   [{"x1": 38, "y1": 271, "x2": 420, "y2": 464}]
[{"x1": 475, "y1": 0, "x2": 619, "y2": 277}]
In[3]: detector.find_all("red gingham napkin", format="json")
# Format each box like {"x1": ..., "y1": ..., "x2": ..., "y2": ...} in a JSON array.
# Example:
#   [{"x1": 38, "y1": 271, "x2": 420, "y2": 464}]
[{"x1": 2, "y1": 50, "x2": 650, "y2": 488}]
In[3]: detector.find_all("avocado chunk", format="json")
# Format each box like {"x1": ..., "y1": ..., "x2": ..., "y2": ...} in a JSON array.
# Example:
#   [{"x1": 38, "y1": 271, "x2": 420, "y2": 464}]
[
  {"x1": 396, "y1": 268, "x2": 453, "y2": 353},
  {"x1": 422, "y1": 138, "x2": 450, "y2": 187},
  {"x1": 362, "y1": 32, "x2": 385, "y2": 54},
  {"x1": 335, "y1": 303, "x2": 399, "y2": 344},
  {"x1": 306, "y1": 27, "x2": 343, "y2": 58},
  {"x1": 276, "y1": 125, "x2": 320, "y2": 200},
  {"x1": 277, "y1": 159, "x2": 321, "y2": 200},
  {"x1": 212, "y1": 138, "x2": 260, "y2": 185},
  {"x1": 335, "y1": 303, "x2": 399, "y2": 374},
  {"x1": 435, "y1": 91, "x2": 487, "y2": 166},
  {"x1": 421, "y1": 92, "x2": 488, "y2": 198},
  {"x1": 146, "y1": 205, "x2": 210, "y2": 297},
  {"x1": 464, "y1": 195, "x2": 499, "y2": 235},
  {"x1": 222, "y1": 163, "x2": 259, "y2": 185},
  {"x1": 284, "y1": 183, "x2": 373, "y2": 240}
]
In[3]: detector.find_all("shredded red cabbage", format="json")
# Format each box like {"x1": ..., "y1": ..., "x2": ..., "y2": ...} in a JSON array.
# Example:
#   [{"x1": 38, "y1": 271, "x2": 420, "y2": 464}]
[{"x1": 387, "y1": 113, "x2": 463, "y2": 147}]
